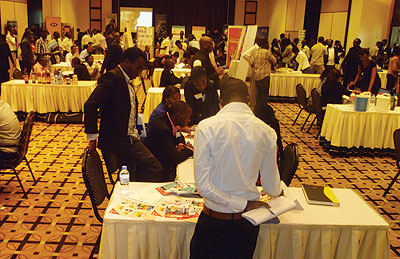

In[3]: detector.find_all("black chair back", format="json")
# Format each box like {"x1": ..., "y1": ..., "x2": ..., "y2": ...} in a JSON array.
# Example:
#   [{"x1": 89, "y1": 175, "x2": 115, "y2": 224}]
[
  {"x1": 296, "y1": 84, "x2": 307, "y2": 108},
  {"x1": 394, "y1": 129, "x2": 400, "y2": 169},
  {"x1": 82, "y1": 148, "x2": 110, "y2": 223},
  {"x1": 279, "y1": 143, "x2": 299, "y2": 186},
  {"x1": 311, "y1": 88, "x2": 323, "y2": 115},
  {"x1": 254, "y1": 103, "x2": 275, "y2": 125},
  {"x1": 269, "y1": 117, "x2": 284, "y2": 160},
  {"x1": 16, "y1": 112, "x2": 35, "y2": 165}
]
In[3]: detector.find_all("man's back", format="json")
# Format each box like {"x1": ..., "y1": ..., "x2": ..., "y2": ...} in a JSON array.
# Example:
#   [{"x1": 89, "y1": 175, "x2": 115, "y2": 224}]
[
  {"x1": 0, "y1": 100, "x2": 21, "y2": 153},
  {"x1": 310, "y1": 43, "x2": 327, "y2": 65},
  {"x1": 194, "y1": 102, "x2": 281, "y2": 213}
]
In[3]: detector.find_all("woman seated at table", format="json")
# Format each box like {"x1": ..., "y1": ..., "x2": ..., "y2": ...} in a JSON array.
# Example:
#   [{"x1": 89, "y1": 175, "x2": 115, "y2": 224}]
[
  {"x1": 144, "y1": 101, "x2": 193, "y2": 181},
  {"x1": 71, "y1": 57, "x2": 90, "y2": 80},
  {"x1": 160, "y1": 58, "x2": 184, "y2": 87},
  {"x1": 148, "y1": 85, "x2": 181, "y2": 127},
  {"x1": 32, "y1": 55, "x2": 50, "y2": 76},
  {"x1": 321, "y1": 68, "x2": 351, "y2": 108},
  {"x1": 347, "y1": 48, "x2": 381, "y2": 95},
  {"x1": 184, "y1": 66, "x2": 220, "y2": 125},
  {"x1": 84, "y1": 55, "x2": 100, "y2": 80}
]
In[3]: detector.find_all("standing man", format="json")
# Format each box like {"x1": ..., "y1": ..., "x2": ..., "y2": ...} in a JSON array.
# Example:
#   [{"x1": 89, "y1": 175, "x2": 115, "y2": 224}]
[
  {"x1": 387, "y1": 48, "x2": 400, "y2": 92},
  {"x1": 342, "y1": 38, "x2": 362, "y2": 86},
  {"x1": 254, "y1": 38, "x2": 277, "y2": 106},
  {"x1": 190, "y1": 78, "x2": 282, "y2": 259},
  {"x1": 35, "y1": 28, "x2": 51, "y2": 57},
  {"x1": 193, "y1": 36, "x2": 224, "y2": 88},
  {"x1": 325, "y1": 39, "x2": 335, "y2": 71},
  {"x1": 310, "y1": 36, "x2": 328, "y2": 74},
  {"x1": 84, "y1": 47, "x2": 163, "y2": 182},
  {"x1": 241, "y1": 37, "x2": 260, "y2": 110},
  {"x1": 6, "y1": 27, "x2": 18, "y2": 73},
  {"x1": 0, "y1": 34, "x2": 14, "y2": 88}
]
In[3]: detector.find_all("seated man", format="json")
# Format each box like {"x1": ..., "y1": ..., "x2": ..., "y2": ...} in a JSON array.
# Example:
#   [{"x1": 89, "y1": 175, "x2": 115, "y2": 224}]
[
  {"x1": 79, "y1": 43, "x2": 94, "y2": 62},
  {"x1": 144, "y1": 101, "x2": 193, "y2": 181},
  {"x1": 0, "y1": 100, "x2": 21, "y2": 160},
  {"x1": 184, "y1": 66, "x2": 220, "y2": 125},
  {"x1": 72, "y1": 57, "x2": 91, "y2": 80},
  {"x1": 84, "y1": 55, "x2": 100, "y2": 80},
  {"x1": 32, "y1": 55, "x2": 50, "y2": 76},
  {"x1": 65, "y1": 45, "x2": 79, "y2": 64},
  {"x1": 160, "y1": 58, "x2": 184, "y2": 87}
]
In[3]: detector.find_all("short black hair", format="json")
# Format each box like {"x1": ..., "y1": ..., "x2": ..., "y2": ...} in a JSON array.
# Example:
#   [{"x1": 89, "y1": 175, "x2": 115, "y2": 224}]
[
  {"x1": 169, "y1": 101, "x2": 191, "y2": 116},
  {"x1": 220, "y1": 78, "x2": 248, "y2": 102},
  {"x1": 258, "y1": 38, "x2": 269, "y2": 49},
  {"x1": 121, "y1": 47, "x2": 146, "y2": 63},
  {"x1": 318, "y1": 36, "x2": 324, "y2": 43},
  {"x1": 85, "y1": 54, "x2": 93, "y2": 63},
  {"x1": 190, "y1": 66, "x2": 207, "y2": 81},
  {"x1": 162, "y1": 85, "x2": 180, "y2": 102},
  {"x1": 359, "y1": 48, "x2": 370, "y2": 57}
]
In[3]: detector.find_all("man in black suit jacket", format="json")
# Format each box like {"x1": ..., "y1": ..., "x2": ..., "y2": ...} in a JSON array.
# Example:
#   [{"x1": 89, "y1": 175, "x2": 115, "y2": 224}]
[
  {"x1": 160, "y1": 58, "x2": 184, "y2": 87},
  {"x1": 342, "y1": 38, "x2": 362, "y2": 85},
  {"x1": 144, "y1": 101, "x2": 193, "y2": 181},
  {"x1": 84, "y1": 47, "x2": 163, "y2": 182},
  {"x1": 184, "y1": 66, "x2": 220, "y2": 125},
  {"x1": 193, "y1": 36, "x2": 224, "y2": 88}
]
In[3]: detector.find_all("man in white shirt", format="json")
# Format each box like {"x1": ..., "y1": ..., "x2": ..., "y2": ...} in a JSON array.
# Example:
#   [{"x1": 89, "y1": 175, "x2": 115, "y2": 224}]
[
  {"x1": 65, "y1": 45, "x2": 79, "y2": 64},
  {"x1": 241, "y1": 38, "x2": 260, "y2": 110},
  {"x1": 0, "y1": 100, "x2": 21, "y2": 158},
  {"x1": 190, "y1": 78, "x2": 282, "y2": 259},
  {"x1": 310, "y1": 36, "x2": 328, "y2": 74},
  {"x1": 6, "y1": 27, "x2": 17, "y2": 71},
  {"x1": 79, "y1": 43, "x2": 94, "y2": 62},
  {"x1": 326, "y1": 39, "x2": 335, "y2": 71},
  {"x1": 160, "y1": 33, "x2": 172, "y2": 56},
  {"x1": 300, "y1": 39, "x2": 310, "y2": 60},
  {"x1": 81, "y1": 30, "x2": 95, "y2": 49},
  {"x1": 293, "y1": 47, "x2": 312, "y2": 73},
  {"x1": 61, "y1": 32, "x2": 73, "y2": 54}
]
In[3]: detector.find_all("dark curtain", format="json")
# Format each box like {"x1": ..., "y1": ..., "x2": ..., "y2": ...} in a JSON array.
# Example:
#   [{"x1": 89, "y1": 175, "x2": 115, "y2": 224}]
[
  {"x1": 303, "y1": 0, "x2": 322, "y2": 41},
  {"x1": 116, "y1": 0, "x2": 235, "y2": 34}
]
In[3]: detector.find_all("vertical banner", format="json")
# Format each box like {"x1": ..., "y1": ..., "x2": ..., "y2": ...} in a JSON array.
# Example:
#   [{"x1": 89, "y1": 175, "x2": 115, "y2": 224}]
[
  {"x1": 192, "y1": 26, "x2": 205, "y2": 41},
  {"x1": 172, "y1": 25, "x2": 185, "y2": 42},
  {"x1": 137, "y1": 26, "x2": 154, "y2": 58},
  {"x1": 227, "y1": 26, "x2": 246, "y2": 68},
  {"x1": 46, "y1": 17, "x2": 61, "y2": 38},
  {"x1": 236, "y1": 25, "x2": 258, "y2": 81}
]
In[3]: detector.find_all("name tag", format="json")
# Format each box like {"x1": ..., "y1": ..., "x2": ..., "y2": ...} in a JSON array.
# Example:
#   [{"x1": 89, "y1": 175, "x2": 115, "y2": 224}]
[{"x1": 194, "y1": 93, "x2": 203, "y2": 99}]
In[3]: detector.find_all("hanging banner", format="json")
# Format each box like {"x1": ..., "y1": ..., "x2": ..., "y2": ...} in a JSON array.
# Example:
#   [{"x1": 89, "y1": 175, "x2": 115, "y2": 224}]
[
  {"x1": 192, "y1": 26, "x2": 205, "y2": 41},
  {"x1": 46, "y1": 17, "x2": 61, "y2": 38},
  {"x1": 227, "y1": 26, "x2": 246, "y2": 68},
  {"x1": 172, "y1": 25, "x2": 185, "y2": 42},
  {"x1": 236, "y1": 25, "x2": 258, "y2": 81}
]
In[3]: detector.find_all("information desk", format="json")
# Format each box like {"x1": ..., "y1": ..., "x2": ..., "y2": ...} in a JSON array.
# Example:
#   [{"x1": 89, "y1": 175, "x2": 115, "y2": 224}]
[
  {"x1": 152, "y1": 68, "x2": 191, "y2": 88},
  {"x1": 320, "y1": 104, "x2": 400, "y2": 152},
  {"x1": 99, "y1": 182, "x2": 389, "y2": 259},
  {"x1": 1, "y1": 80, "x2": 97, "y2": 113}
]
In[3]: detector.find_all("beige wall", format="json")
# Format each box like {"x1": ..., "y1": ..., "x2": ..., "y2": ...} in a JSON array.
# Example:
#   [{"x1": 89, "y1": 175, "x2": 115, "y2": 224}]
[
  {"x1": 347, "y1": 0, "x2": 393, "y2": 51},
  {"x1": 235, "y1": 0, "x2": 291, "y2": 40},
  {"x1": 321, "y1": 0, "x2": 349, "y2": 12},
  {"x1": 0, "y1": 0, "x2": 28, "y2": 42}
]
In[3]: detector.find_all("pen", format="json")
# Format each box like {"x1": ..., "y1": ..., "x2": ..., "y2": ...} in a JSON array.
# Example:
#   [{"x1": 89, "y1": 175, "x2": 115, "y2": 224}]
[{"x1": 266, "y1": 207, "x2": 276, "y2": 216}]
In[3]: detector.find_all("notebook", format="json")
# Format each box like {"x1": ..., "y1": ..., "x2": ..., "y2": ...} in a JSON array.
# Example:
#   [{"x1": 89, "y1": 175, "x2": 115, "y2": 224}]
[{"x1": 302, "y1": 184, "x2": 340, "y2": 207}]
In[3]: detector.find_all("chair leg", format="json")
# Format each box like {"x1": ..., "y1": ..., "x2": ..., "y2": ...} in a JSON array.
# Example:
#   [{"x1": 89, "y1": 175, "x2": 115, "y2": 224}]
[
  {"x1": 292, "y1": 108, "x2": 303, "y2": 126},
  {"x1": 383, "y1": 170, "x2": 400, "y2": 197},
  {"x1": 300, "y1": 113, "x2": 311, "y2": 131},
  {"x1": 13, "y1": 168, "x2": 28, "y2": 198},
  {"x1": 107, "y1": 170, "x2": 115, "y2": 185},
  {"x1": 24, "y1": 156, "x2": 36, "y2": 183},
  {"x1": 89, "y1": 230, "x2": 102, "y2": 259},
  {"x1": 307, "y1": 116, "x2": 317, "y2": 133},
  {"x1": 315, "y1": 127, "x2": 322, "y2": 139}
]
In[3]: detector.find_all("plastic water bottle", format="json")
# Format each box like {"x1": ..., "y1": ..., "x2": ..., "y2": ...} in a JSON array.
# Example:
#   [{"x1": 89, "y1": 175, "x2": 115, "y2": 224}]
[{"x1": 119, "y1": 165, "x2": 130, "y2": 197}]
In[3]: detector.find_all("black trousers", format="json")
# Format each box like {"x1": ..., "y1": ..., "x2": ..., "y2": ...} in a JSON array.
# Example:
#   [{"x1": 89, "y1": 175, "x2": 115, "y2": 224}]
[
  {"x1": 111, "y1": 137, "x2": 163, "y2": 182},
  {"x1": 190, "y1": 212, "x2": 260, "y2": 259},
  {"x1": 255, "y1": 76, "x2": 270, "y2": 107},
  {"x1": 387, "y1": 74, "x2": 397, "y2": 91}
]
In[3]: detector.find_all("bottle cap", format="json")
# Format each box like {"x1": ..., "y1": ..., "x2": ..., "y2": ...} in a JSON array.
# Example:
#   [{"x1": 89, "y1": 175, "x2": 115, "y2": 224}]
[{"x1": 122, "y1": 165, "x2": 127, "y2": 170}]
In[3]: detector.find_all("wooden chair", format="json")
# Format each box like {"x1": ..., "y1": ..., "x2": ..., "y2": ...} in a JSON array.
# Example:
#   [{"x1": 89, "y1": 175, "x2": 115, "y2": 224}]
[
  {"x1": 0, "y1": 111, "x2": 36, "y2": 198},
  {"x1": 279, "y1": 143, "x2": 300, "y2": 186},
  {"x1": 383, "y1": 129, "x2": 400, "y2": 197}
]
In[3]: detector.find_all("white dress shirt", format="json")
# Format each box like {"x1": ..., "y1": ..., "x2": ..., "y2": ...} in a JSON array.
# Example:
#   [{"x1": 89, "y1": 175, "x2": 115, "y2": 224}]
[
  {"x1": 327, "y1": 47, "x2": 335, "y2": 65},
  {"x1": 79, "y1": 49, "x2": 89, "y2": 62},
  {"x1": 241, "y1": 44, "x2": 259, "y2": 66},
  {"x1": 296, "y1": 51, "x2": 311, "y2": 71},
  {"x1": 61, "y1": 38, "x2": 73, "y2": 52},
  {"x1": 0, "y1": 100, "x2": 21, "y2": 153},
  {"x1": 81, "y1": 35, "x2": 95, "y2": 48},
  {"x1": 6, "y1": 32, "x2": 17, "y2": 52},
  {"x1": 194, "y1": 102, "x2": 281, "y2": 213}
]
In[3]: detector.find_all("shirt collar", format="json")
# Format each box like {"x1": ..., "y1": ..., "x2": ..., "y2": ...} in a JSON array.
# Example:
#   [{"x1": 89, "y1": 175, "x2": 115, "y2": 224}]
[
  {"x1": 166, "y1": 112, "x2": 178, "y2": 136},
  {"x1": 118, "y1": 65, "x2": 131, "y2": 83},
  {"x1": 217, "y1": 102, "x2": 253, "y2": 115}
]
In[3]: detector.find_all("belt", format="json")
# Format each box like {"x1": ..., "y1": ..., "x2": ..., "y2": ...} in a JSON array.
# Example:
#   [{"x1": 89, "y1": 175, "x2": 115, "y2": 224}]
[{"x1": 202, "y1": 206, "x2": 243, "y2": 220}]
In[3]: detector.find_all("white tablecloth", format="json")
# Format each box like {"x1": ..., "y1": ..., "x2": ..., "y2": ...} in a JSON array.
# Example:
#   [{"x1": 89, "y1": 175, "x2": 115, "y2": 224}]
[
  {"x1": 1, "y1": 80, "x2": 97, "y2": 113},
  {"x1": 152, "y1": 68, "x2": 191, "y2": 88},
  {"x1": 92, "y1": 54, "x2": 105, "y2": 62},
  {"x1": 52, "y1": 62, "x2": 73, "y2": 72},
  {"x1": 143, "y1": 88, "x2": 185, "y2": 123},
  {"x1": 269, "y1": 73, "x2": 320, "y2": 98},
  {"x1": 321, "y1": 104, "x2": 400, "y2": 149},
  {"x1": 99, "y1": 182, "x2": 389, "y2": 259}
]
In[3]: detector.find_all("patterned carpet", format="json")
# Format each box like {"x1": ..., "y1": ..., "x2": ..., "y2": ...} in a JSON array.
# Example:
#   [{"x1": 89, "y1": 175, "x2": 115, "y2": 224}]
[{"x1": 0, "y1": 97, "x2": 400, "y2": 258}]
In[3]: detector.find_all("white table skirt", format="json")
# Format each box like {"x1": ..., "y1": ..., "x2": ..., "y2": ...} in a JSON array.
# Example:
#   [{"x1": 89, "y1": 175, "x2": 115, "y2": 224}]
[
  {"x1": 99, "y1": 183, "x2": 389, "y2": 259},
  {"x1": 52, "y1": 62, "x2": 73, "y2": 72},
  {"x1": 321, "y1": 104, "x2": 400, "y2": 149},
  {"x1": 1, "y1": 80, "x2": 97, "y2": 113},
  {"x1": 92, "y1": 54, "x2": 105, "y2": 61},
  {"x1": 269, "y1": 73, "x2": 320, "y2": 98},
  {"x1": 152, "y1": 68, "x2": 191, "y2": 88}
]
